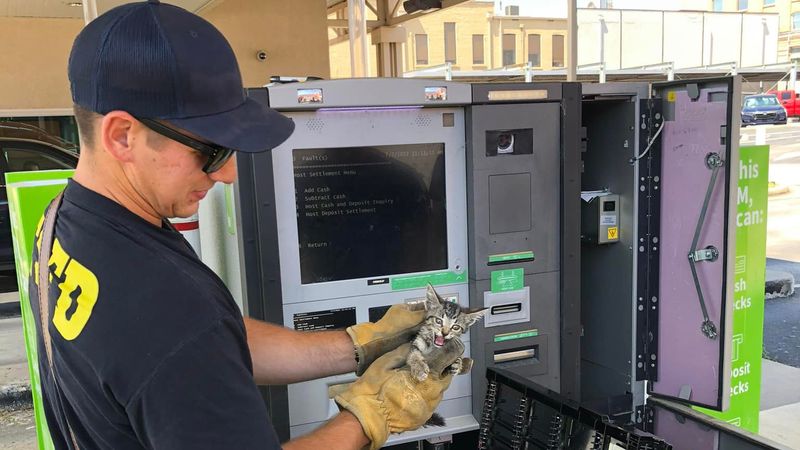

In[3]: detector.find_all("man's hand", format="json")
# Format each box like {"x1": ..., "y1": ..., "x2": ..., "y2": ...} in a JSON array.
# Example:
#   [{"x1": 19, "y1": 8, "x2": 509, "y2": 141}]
[
  {"x1": 329, "y1": 341, "x2": 463, "y2": 450},
  {"x1": 347, "y1": 303, "x2": 426, "y2": 376}
]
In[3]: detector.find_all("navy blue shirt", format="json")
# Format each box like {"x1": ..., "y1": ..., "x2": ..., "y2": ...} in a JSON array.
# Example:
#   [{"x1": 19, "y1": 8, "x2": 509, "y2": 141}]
[{"x1": 29, "y1": 180, "x2": 281, "y2": 449}]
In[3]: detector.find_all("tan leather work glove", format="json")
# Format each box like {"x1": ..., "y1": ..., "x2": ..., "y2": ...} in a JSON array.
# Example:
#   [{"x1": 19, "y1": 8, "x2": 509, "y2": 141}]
[
  {"x1": 346, "y1": 303, "x2": 426, "y2": 375},
  {"x1": 330, "y1": 340, "x2": 464, "y2": 450}
]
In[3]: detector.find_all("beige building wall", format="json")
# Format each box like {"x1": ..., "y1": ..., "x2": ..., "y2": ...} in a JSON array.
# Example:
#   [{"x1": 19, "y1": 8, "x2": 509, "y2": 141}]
[
  {"x1": 0, "y1": 17, "x2": 83, "y2": 111},
  {"x1": 488, "y1": 17, "x2": 568, "y2": 69},
  {"x1": 401, "y1": 2, "x2": 494, "y2": 71},
  {"x1": 203, "y1": 0, "x2": 329, "y2": 86},
  {"x1": 329, "y1": 2, "x2": 570, "y2": 78},
  {"x1": 1, "y1": 0, "x2": 330, "y2": 111}
]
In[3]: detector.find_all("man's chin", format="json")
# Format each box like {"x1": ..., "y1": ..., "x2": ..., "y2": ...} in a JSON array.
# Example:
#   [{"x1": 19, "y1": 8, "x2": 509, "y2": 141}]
[{"x1": 171, "y1": 203, "x2": 200, "y2": 220}]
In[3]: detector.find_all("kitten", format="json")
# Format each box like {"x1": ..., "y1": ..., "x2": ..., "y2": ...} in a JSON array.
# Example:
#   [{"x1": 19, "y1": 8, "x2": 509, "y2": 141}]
[{"x1": 407, "y1": 284, "x2": 487, "y2": 383}]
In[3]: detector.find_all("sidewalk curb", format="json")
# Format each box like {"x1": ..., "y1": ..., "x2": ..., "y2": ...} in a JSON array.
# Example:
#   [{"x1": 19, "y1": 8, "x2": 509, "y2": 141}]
[
  {"x1": 0, "y1": 301, "x2": 21, "y2": 319},
  {"x1": 768, "y1": 184, "x2": 791, "y2": 196},
  {"x1": 0, "y1": 382, "x2": 31, "y2": 410},
  {"x1": 765, "y1": 270, "x2": 796, "y2": 299}
]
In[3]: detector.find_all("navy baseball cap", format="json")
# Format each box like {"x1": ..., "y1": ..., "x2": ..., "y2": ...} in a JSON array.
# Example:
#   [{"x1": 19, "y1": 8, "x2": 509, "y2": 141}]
[{"x1": 68, "y1": 0, "x2": 294, "y2": 153}]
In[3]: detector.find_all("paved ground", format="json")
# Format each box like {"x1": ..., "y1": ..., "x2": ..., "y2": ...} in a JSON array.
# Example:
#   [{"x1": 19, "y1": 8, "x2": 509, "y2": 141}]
[
  {"x1": 0, "y1": 318, "x2": 30, "y2": 393},
  {"x1": 0, "y1": 405, "x2": 37, "y2": 450},
  {"x1": 764, "y1": 259, "x2": 800, "y2": 368},
  {"x1": 742, "y1": 123, "x2": 800, "y2": 263},
  {"x1": 741, "y1": 123, "x2": 800, "y2": 449},
  {"x1": 743, "y1": 123, "x2": 800, "y2": 371}
]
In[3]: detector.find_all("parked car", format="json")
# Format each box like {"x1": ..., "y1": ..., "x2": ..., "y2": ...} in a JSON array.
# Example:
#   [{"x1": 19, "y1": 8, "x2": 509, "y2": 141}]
[
  {"x1": 767, "y1": 89, "x2": 800, "y2": 118},
  {"x1": 741, "y1": 94, "x2": 787, "y2": 127},
  {"x1": 0, "y1": 122, "x2": 79, "y2": 273}
]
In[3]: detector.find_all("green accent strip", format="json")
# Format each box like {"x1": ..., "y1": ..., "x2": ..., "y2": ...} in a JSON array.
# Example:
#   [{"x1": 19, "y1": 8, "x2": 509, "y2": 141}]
[
  {"x1": 224, "y1": 184, "x2": 236, "y2": 235},
  {"x1": 7, "y1": 170, "x2": 73, "y2": 450},
  {"x1": 491, "y1": 268, "x2": 524, "y2": 293},
  {"x1": 6, "y1": 169, "x2": 75, "y2": 185},
  {"x1": 391, "y1": 271, "x2": 466, "y2": 290},
  {"x1": 494, "y1": 329, "x2": 539, "y2": 342},
  {"x1": 488, "y1": 251, "x2": 534, "y2": 264}
]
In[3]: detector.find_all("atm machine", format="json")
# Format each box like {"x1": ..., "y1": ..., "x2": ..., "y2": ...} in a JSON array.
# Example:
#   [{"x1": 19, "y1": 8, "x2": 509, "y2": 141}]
[
  {"x1": 232, "y1": 79, "x2": 477, "y2": 445},
  {"x1": 197, "y1": 77, "x2": 788, "y2": 449}
]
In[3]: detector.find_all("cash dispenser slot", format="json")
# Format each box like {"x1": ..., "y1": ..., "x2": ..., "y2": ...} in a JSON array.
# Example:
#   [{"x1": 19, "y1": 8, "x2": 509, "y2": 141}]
[
  {"x1": 490, "y1": 303, "x2": 522, "y2": 315},
  {"x1": 484, "y1": 287, "x2": 530, "y2": 328},
  {"x1": 493, "y1": 346, "x2": 537, "y2": 364}
]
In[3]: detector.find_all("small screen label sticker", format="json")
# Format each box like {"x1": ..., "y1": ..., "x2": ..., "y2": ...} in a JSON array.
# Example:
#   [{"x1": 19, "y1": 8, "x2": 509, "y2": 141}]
[
  {"x1": 600, "y1": 214, "x2": 617, "y2": 226},
  {"x1": 293, "y1": 307, "x2": 356, "y2": 331},
  {"x1": 425, "y1": 86, "x2": 447, "y2": 101},
  {"x1": 607, "y1": 227, "x2": 619, "y2": 240},
  {"x1": 298, "y1": 88, "x2": 323, "y2": 104}
]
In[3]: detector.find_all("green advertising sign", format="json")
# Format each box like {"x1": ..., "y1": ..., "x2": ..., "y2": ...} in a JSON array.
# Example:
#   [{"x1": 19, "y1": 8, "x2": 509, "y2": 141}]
[
  {"x1": 695, "y1": 145, "x2": 769, "y2": 433},
  {"x1": 7, "y1": 169, "x2": 74, "y2": 450}
]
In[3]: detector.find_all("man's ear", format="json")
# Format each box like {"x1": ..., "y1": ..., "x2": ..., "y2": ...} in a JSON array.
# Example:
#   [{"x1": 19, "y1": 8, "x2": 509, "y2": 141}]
[{"x1": 100, "y1": 111, "x2": 138, "y2": 164}]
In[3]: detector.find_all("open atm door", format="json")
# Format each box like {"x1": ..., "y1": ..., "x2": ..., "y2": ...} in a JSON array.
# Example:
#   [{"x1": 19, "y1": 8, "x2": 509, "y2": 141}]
[{"x1": 639, "y1": 77, "x2": 740, "y2": 411}]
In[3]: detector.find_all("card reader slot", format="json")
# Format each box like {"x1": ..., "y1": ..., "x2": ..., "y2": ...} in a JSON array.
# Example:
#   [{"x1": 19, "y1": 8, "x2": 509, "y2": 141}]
[
  {"x1": 490, "y1": 303, "x2": 522, "y2": 315},
  {"x1": 487, "y1": 257, "x2": 534, "y2": 266},
  {"x1": 494, "y1": 346, "x2": 537, "y2": 364}
]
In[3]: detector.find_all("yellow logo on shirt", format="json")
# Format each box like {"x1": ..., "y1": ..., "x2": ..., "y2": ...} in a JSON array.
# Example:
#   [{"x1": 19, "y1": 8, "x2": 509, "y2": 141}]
[{"x1": 34, "y1": 220, "x2": 99, "y2": 341}]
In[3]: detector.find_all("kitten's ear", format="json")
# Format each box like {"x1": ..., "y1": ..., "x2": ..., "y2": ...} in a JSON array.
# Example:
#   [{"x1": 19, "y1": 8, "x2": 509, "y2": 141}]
[
  {"x1": 464, "y1": 307, "x2": 488, "y2": 327},
  {"x1": 425, "y1": 283, "x2": 441, "y2": 310}
]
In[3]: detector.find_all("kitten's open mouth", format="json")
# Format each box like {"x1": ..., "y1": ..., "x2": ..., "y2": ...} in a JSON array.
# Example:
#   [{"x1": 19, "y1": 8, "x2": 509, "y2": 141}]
[{"x1": 434, "y1": 335, "x2": 445, "y2": 347}]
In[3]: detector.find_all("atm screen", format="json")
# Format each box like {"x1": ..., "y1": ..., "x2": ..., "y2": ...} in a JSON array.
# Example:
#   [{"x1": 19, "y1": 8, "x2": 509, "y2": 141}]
[{"x1": 293, "y1": 143, "x2": 448, "y2": 284}]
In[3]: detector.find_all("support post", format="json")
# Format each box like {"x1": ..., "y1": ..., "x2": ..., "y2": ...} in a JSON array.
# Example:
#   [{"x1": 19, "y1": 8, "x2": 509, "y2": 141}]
[
  {"x1": 82, "y1": 0, "x2": 98, "y2": 24},
  {"x1": 372, "y1": 26, "x2": 406, "y2": 77},
  {"x1": 348, "y1": 0, "x2": 370, "y2": 77},
  {"x1": 567, "y1": 0, "x2": 577, "y2": 81}
]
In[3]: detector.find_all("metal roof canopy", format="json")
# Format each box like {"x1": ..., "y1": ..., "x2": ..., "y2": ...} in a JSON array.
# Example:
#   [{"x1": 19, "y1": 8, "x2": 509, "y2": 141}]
[
  {"x1": 402, "y1": 61, "x2": 797, "y2": 86},
  {"x1": 326, "y1": 0, "x2": 470, "y2": 28},
  {"x1": 0, "y1": 0, "x2": 217, "y2": 19}
]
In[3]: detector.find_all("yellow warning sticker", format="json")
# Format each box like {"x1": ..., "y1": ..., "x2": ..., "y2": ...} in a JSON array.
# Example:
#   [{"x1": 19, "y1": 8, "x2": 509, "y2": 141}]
[
  {"x1": 667, "y1": 91, "x2": 676, "y2": 102},
  {"x1": 607, "y1": 227, "x2": 618, "y2": 240}
]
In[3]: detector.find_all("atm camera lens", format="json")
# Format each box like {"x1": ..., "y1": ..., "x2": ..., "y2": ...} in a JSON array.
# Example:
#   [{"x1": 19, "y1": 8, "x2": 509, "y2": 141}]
[{"x1": 497, "y1": 132, "x2": 514, "y2": 152}]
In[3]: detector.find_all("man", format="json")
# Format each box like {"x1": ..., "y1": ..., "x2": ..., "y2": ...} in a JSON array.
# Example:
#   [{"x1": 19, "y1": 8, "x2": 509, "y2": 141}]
[{"x1": 30, "y1": 1, "x2": 457, "y2": 449}]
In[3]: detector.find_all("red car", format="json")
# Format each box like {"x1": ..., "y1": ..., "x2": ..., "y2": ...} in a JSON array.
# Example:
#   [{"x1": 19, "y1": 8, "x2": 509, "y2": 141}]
[{"x1": 768, "y1": 89, "x2": 799, "y2": 118}]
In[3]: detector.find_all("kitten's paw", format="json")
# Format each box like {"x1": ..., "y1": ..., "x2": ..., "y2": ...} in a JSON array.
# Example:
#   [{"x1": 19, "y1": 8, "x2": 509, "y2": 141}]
[
  {"x1": 449, "y1": 357, "x2": 463, "y2": 375},
  {"x1": 411, "y1": 363, "x2": 430, "y2": 382}
]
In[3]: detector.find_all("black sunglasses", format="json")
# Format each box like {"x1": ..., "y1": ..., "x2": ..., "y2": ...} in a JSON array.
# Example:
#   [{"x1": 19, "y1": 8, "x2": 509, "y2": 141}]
[{"x1": 137, "y1": 118, "x2": 235, "y2": 173}]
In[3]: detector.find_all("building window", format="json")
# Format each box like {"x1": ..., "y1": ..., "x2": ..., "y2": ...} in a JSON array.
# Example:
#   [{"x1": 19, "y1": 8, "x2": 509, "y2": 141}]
[
  {"x1": 713, "y1": 0, "x2": 723, "y2": 10},
  {"x1": 503, "y1": 34, "x2": 516, "y2": 66},
  {"x1": 794, "y1": 13, "x2": 800, "y2": 30},
  {"x1": 528, "y1": 34, "x2": 541, "y2": 66},
  {"x1": 790, "y1": 45, "x2": 800, "y2": 60},
  {"x1": 552, "y1": 35, "x2": 565, "y2": 67},
  {"x1": 738, "y1": 0, "x2": 748, "y2": 10},
  {"x1": 415, "y1": 34, "x2": 428, "y2": 65},
  {"x1": 472, "y1": 34, "x2": 484, "y2": 65},
  {"x1": 444, "y1": 22, "x2": 456, "y2": 64},
  {"x1": 764, "y1": 0, "x2": 775, "y2": 5}
]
